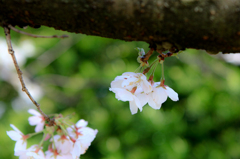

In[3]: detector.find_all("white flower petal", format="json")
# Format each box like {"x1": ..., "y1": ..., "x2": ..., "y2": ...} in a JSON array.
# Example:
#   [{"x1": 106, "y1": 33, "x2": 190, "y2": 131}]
[
  {"x1": 28, "y1": 110, "x2": 45, "y2": 133},
  {"x1": 129, "y1": 101, "x2": 138, "y2": 114},
  {"x1": 71, "y1": 140, "x2": 81, "y2": 158},
  {"x1": 122, "y1": 72, "x2": 137, "y2": 76},
  {"x1": 136, "y1": 92, "x2": 149, "y2": 107},
  {"x1": 28, "y1": 109, "x2": 41, "y2": 116},
  {"x1": 140, "y1": 75, "x2": 152, "y2": 93},
  {"x1": 35, "y1": 122, "x2": 45, "y2": 132},
  {"x1": 153, "y1": 82, "x2": 160, "y2": 87},
  {"x1": 76, "y1": 119, "x2": 88, "y2": 128},
  {"x1": 111, "y1": 78, "x2": 124, "y2": 88},
  {"x1": 77, "y1": 127, "x2": 97, "y2": 144},
  {"x1": 25, "y1": 145, "x2": 45, "y2": 159},
  {"x1": 110, "y1": 88, "x2": 134, "y2": 101},
  {"x1": 166, "y1": 86, "x2": 179, "y2": 101},
  {"x1": 148, "y1": 95, "x2": 161, "y2": 109},
  {"x1": 28, "y1": 116, "x2": 42, "y2": 125},
  {"x1": 14, "y1": 149, "x2": 26, "y2": 157},
  {"x1": 155, "y1": 87, "x2": 168, "y2": 104},
  {"x1": 10, "y1": 124, "x2": 22, "y2": 134},
  {"x1": 74, "y1": 127, "x2": 98, "y2": 155},
  {"x1": 26, "y1": 152, "x2": 45, "y2": 159},
  {"x1": 141, "y1": 81, "x2": 152, "y2": 93},
  {"x1": 54, "y1": 135, "x2": 73, "y2": 155},
  {"x1": 7, "y1": 130, "x2": 22, "y2": 141},
  {"x1": 121, "y1": 77, "x2": 137, "y2": 88},
  {"x1": 132, "y1": 96, "x2": 142, "y2": 110},
  {"x1": 15, "y1": 139, "x2": 27, "y2": 152}
]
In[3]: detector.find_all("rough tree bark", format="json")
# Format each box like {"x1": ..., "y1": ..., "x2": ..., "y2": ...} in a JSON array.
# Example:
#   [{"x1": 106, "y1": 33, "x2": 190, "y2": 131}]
[{"x1": 1, "y1": 0, "x2": 240, "y2": 54}]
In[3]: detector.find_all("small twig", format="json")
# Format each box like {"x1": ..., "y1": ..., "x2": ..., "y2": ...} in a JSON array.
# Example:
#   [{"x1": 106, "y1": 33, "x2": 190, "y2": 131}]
[
  {"x1": 141, "y1": 48, "x2": 154, "y2": 63},
  {"x1": 161, "y1": 61, "x2": 165, "y2": 80},
  {"x1": 3, "y1": 26, "x2": 50, "y2": 121},
  {"x1": 156, "y1": 49, "x2": 173, "y2": 58},
  {"x1": 8, "y1": 25, "x2": 68, "y2": 39}
]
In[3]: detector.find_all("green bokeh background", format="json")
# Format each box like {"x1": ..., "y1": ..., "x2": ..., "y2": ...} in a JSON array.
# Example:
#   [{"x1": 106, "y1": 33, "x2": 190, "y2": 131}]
[{"x1": 0, "y1": 26, "x2": 240, "y2": 159}]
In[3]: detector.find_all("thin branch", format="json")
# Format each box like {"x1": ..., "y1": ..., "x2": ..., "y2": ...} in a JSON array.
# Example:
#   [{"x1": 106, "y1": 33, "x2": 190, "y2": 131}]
[
  {"x1": 8, "y1": 25, "x2": 68, "y2": 39},
  {"x1": 3, "y1": 26, "x2": 50, "y2": 121},
  {"x1": 141, "y1": 48, "x2": 154, "y2": 63},
  {"x1": 156, "y1": 50, "x2": 173, "y2": 58}
]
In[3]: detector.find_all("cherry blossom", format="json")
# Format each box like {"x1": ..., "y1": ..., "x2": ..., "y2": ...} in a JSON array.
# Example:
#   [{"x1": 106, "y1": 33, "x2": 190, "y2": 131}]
[
  {"x1": 148, "y1": 82, "x2": 179, "y2": 109},
  {"x1": 110, "y1": 87, "x2": 148, "y2": 114},
  {"x1": 45, "y1": 148, "x2": 72, "y2": 159},
  {"x1": 6, "y1": 124, "x2": 28, "y2": 154},
  {"x1": 52, "y1": 135, "x2": 74, "y2": 155},
  {"x1": 73, "y1": 127, "x2": 98, "y2": 155},
  {"x1": 110, "y1": 72, "x2": 152, "y2": 93},
  {"x1": 15, "y1": 145, "x2": 45, "y2": 159},
  {"x1": 28, "y1": 109, "x2": 45, "y2": 132},
  {"x1": 77, "y1": 119, "x2": 88, "y2": 127},
  {"x1": 8, "y1": 115, "x2": 97, "y2": 159},
  {"x1": 110, "y1": 72, "x2": 151, "y2": 114},
  {"x1": 67, "y1": 119, "x2": 98, "y2": 157}
]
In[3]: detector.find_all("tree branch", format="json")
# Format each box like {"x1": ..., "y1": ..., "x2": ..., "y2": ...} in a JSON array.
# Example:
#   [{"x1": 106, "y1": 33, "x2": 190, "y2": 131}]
[
  {"x1": 3, "y1": 26, "x2": 50, "y2": 121},
  {"x1": 1, "y1": 0, "x2": 240, "y2": 53}
]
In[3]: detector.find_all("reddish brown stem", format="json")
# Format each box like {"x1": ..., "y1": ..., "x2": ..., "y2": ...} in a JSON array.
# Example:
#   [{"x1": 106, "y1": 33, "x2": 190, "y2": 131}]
[
  {"x1": 156, "y1": 49, "x2": 173, "y2": 58},
  {"x1": 141, "y1": 48, "x2": 154, "y2": 63}
]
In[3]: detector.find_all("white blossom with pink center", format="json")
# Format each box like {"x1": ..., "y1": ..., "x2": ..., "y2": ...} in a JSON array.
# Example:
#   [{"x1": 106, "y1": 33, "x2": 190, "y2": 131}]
[
  {"x1": 15, "y1": 145, "x2": 45, "y2": 159},
  {"x1": 67, "y1": 119, "x2": 98, "y2": 157},
  {"x1": 52, "y1": 135, "x2": 74, "y2": 155},
  {"x1": 148, "y1": 82, "x2": 179, "y2": 109},
  {"x1": 110, "y1": 72, "x2": 151, "y2": 114},
  {"x1": 110, "y1": 72, "x2": 152, "y2": 93},
  {"x1": 45, "y1": 148, "x2": 73, "y2": 159},
  {"x1": 6, "y1": 124, "x2": 28, "y2": 154},
  {"x1": 28, "y1": 109, "x2": 45, "y2": 132}
]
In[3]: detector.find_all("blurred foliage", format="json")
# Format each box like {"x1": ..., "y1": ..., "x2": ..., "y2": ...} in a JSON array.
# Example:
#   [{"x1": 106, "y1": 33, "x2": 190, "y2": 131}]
[{"x1": 0, "y1": 26, "x2": 240, "y2": 159}]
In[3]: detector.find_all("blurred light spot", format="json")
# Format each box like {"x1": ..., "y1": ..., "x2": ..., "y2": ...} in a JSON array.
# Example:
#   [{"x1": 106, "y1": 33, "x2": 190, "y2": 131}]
[
  {"x1": 226, "y1": 71, "x2": 240, "y2": 93},
  {"x1": 65, "y1": 76, "x2": 86, "y2": 90},
  {"x1": 168, "y1": 66, "x2": 184, "y2": 80},
  {"x1": 106, "y1": 137, "x2": 120, "y2": 152},
  {"x1": 142, "y1": 106, "x2": 165, "y2": 126},
  {"x1": 14, "y1": 40, "x2": 35, "y2": 66},
  {"x1": 103, "y1": 63, "x2": 114, "y2": 77},
  {"x1": 92, "y1": 109, "x2": 110, "y2": 130},
  {"x1": 171, "y1": 137, "x2": 188, "y2": 155},
  {"x1": 187, "y1": 88, "x2": 211, "y2": 115},
  {"x1": 80, "y1": 61, "x2": 97, "y2": 77},
  {"x1": 228, "y1": 143, "x2": 240, "y2": 158},
  {"x1": 106, "y1": 45, "x2": 120, "y2": 59},
  {"x1": 111, "y1": 59, "x2": 126, "y2": 73},
  {"x1": 118, "y1": 44, "x2": 130, "y2": 58},
  {"x1": 221, "y1": 53, "x2": 240, "y2": 65},
  {"x1": 19, "y1": 40, "x2": 35, "y2": 57}
]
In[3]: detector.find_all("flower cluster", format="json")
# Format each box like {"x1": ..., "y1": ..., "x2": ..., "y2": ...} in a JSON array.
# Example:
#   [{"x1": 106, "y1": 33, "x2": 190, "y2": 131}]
[
  {"x1": 109, "y1": 47, "x2": 179, "y2": 114},
  {"x1": 7, "y1": 109, "x2": 98, "y2": 159},
  {"x1": 110, "y1": 72, "x2": 178, "y2": 114}
]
